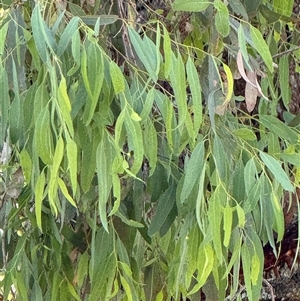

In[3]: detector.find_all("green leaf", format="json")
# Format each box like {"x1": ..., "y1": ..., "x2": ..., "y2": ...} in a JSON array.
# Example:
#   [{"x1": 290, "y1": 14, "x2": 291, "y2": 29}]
[
  {"x1": 0, "y1": 21, "x2": 9, "y2": 56},
  {"x1": 259, "y1": 151, "x2": 294, "y2": 192},
  {"x1": 128, "y1": 26, "x2": 160, "y2": 82},
  {"x1": 109, "y1": 61, "x2": 125, "y2": 94},
  {"x1": 250, "y1": 25, "x2": 273, "y2": 72},
  {"x1": 80, "y1": 15, "x2": 119, "y2": 26},
  {"x1": 34, "y1": 107, "x2": 53, "y2": 165},
  {"x1": 9, "y1": 94, "x2": 22, "y2": 144},
  {"x1": 163, "y1": 25, "x2": 172, "y2": 78},
  {"x1": 97, "y1": 131, "x2": 115, "y2": 232},
  {"x1": 244, "y1": 158, "x2": 257, "y2": 196},
  {"x1": 172, "y1": 0, "x2": 211, "y2": 12},
  {"x1": 80, "y1": 129, "x2": 98, "y2": 193},
  {"x1": 48, "y1": 137, "x2": 65, "y2": 215},
  {"x1": 66, "y1": 139, "x2": 78, "y2": 195},
  {"x1": 260, "y1": 115, "x2": 298, "y2": 145},
  {"x1": 188, "y1": 243, "x2": 214, "y2": 295},
  {"x1": 148, "y1": 185, "x2": 176, "y2": 236},
  {"x1": 35, "y1": 170, "x2": 45, "y2": 230},
  {"x1": 223, "y1": 204, "x2": 233, "y2": 247},
  {"x1": 214, "y1": 0, "x2": 230, "y2": 37},
  {"x1": 143, "y1": 117, "x2": 158, "y2": 176},
  {"x1": 281, "y1": 152, "x2": 300, "y2": 166},
  {"x1": 72, "y1": 30, "x2": 81, "y2": 65},
  {"x1": 233, "y1": 128, "x2": 256, "y2": 140},
  {"x1": 186, "y1": 57, "x2": 202, "y2": 138},
  {"x1": 124, "y1": 108, "x2": 144, "y2": 175},
  {"x1": 81, "y1": 42, "x2": 104, "y2": 125},
  {"x1": 279, "y1": 55, "x2": 290, "y2": 110},
  {"x1": 180, "y1": 141, "x2": 205, "y2": 203},
  {"x1": 57, "y1": 177, "x2": 77, "y2": 208},
  {"x1": 57, "y1": 17, "x2": 80, "y2": 56},
  {"x1": 0, "y1": 65, "x2": 9, "y2": 148},
  {"x1": 57, "y1": 77, "x2": 74, "y2": 137},
  {"x1": 32, "y1": 5, "x2": 57, "y2": 62}
]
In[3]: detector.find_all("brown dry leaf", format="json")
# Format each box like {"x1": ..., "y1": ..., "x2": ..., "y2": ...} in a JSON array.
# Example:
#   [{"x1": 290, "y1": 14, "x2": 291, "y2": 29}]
[{"x1": 245, "y1": 70, "x2": 258, "y2": 113}]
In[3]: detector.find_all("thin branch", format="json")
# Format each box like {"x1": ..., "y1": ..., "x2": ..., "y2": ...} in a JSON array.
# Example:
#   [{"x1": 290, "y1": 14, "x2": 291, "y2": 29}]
[{"x1": 263, "y1": 279, "x2": 276, "y2": 301}]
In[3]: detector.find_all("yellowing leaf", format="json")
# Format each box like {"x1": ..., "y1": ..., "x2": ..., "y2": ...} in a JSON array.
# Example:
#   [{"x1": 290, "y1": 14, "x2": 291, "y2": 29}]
[
  {"x1": 130, "y1": 110, "x2": 142, "y2": 121},
  {"x1": 35, "y1": 170, "x2": 45, "y2": 230}
]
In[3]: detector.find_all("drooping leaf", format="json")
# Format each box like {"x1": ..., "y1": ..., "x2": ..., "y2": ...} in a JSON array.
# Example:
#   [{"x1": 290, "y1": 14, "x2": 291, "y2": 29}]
[
  {"x1": 279, "y1": 55, "x2": 290, "y2": 110},
  {"x1": 180, "y1": 141, "x2": 205, "y2": 203},
  {"x1": 260, "y1": 115, "x2": 298, "y2": 145},
  {"x1": 57, "y1": 17, "x2": 80, "y2": 56},
  {"x1": 148, "y1": 184, "x2": 176, "y2": 236},
  {"x1": 186, "y1": 57, "x2": 202, "y2": 137},
  {"x1": 250, "y1": 24, "x2": 273, "y2": 72},
  {"x1": 109, "y1": 61, "x2": 125, "y2": 94},
  {"x1": 96, "y1": 131, "x2": 115, "y2": 232},
  {"x1": 128, "y1": 26, "x2": 161, "y2": 82},
  {"x1": 57, "y1": 77, "x2": 74, "y2": 136},
  {"x1": 259, "y1": 151, "x2": 294, "y2": 192},
  {"x1": 35, "y1": 170, "x2": 45, "y2": 230}
]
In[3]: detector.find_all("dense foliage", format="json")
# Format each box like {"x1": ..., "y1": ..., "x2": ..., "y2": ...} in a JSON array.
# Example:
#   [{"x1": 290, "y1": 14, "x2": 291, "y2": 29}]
[{"x1": 0, "y1": 0, "x2": 300, "y2": 300}]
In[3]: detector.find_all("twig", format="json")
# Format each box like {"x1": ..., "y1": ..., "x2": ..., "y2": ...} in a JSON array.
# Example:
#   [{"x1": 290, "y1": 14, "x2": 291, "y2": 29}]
[{"x1": 263, "y1": 279, "x2": 276, "y2": 301}]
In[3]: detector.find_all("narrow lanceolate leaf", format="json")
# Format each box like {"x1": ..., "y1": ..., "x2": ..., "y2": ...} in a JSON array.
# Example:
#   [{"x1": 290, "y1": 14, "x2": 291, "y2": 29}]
[
  {"x1": 57, "y1": 17, "x2": 80, "y2": 56},
  {"x1": 223, "y1": 204, "x2": 233, "y2": 247},
  {"x1": 128, "y1": 26, "x2": 160, "y2": 82},
  {"x1": 222, "y1": 63, "x2": 233, "y2": 105},
  {"x1": 142, "y1": 118, "x2": 158, "y2": 176},
  {"x1": 9, "y1": 94, "x2": 21, "y2": 144},
  {"x1": 81, "y1": 42, "x2": 104, "y2": 125},
  {"x1": 148, "y1": 185, "x2": 176, "y2": 236},
  {"x1": 31, "y1": 5, "x2": 48, "y2": 62},
  {"x1": 259, "y1": 151, "x2": 294, "y2": 192},
  {"x1": 279, "y1": 55, "x2": 290, "y2": 109},
  {"x1": 124, "y1": 108, "x2": 144, "y2": 175},
  {"x1": 214, "y1": 0, "x2": 230, "y2": 37},
  {"x1": 163, "y1": 25, "x2": 172, "y2": 78},
  {"x1": 250, "y1": 25, "x2": 273, "y2": 72},
  {"x1": 66, "y1": 139, "x2": 78, "y2": 195},
  {"x1": 172, "y1": 0, "x2": 211, "y2": 12},
  {"x1": 32, "y1": 5, "x2": 57, "y2": 62},
  {"x1": 48, "y1": 137, "x2": 65, "y2": 215},
  {"x1": 35, "y1": 107, "x2": 53, "y2": 165},
  {"x1": 238, "y1": 25, "x2": 250, "y2": 68},
  {"x1": 109, "y1": 61, "x2": 125, "y2": 94},
  {"x1": 208, "y1": 187, "x2": 225, "y2": 263},
  {"x1": 97, "y1": 131, "x2": 115, "y2": 232},
  {"x1": 180, "y1": 141, "x2": 205, "y2": 203},
  {"x1": 170, "y1": 53, "x2": 193, "y2": 137},
  {"x1": 186, "y1": 57, "x2": 202, "y2": 136},
  {"x1": 57, "y1": 77, "x2": 74, "y2": 137},
  {"x1": 0, "y1": 66, "x2": 9, "y2": 147},
  {"x1": 57, "y1": 177, "x2": 77, "y2": 208},
  {"x1": 188, "y1": 243, "x2": 214, "y2": 295},
  {"x1": 259, "y1": 115, "x2": 298, "y2": 144},
  {"x1": 35, "y1": 170, "x2": 46, "y2": 230},
  {"x1": 0, "y1": 22, "x2": 9, "y2": 56}
]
